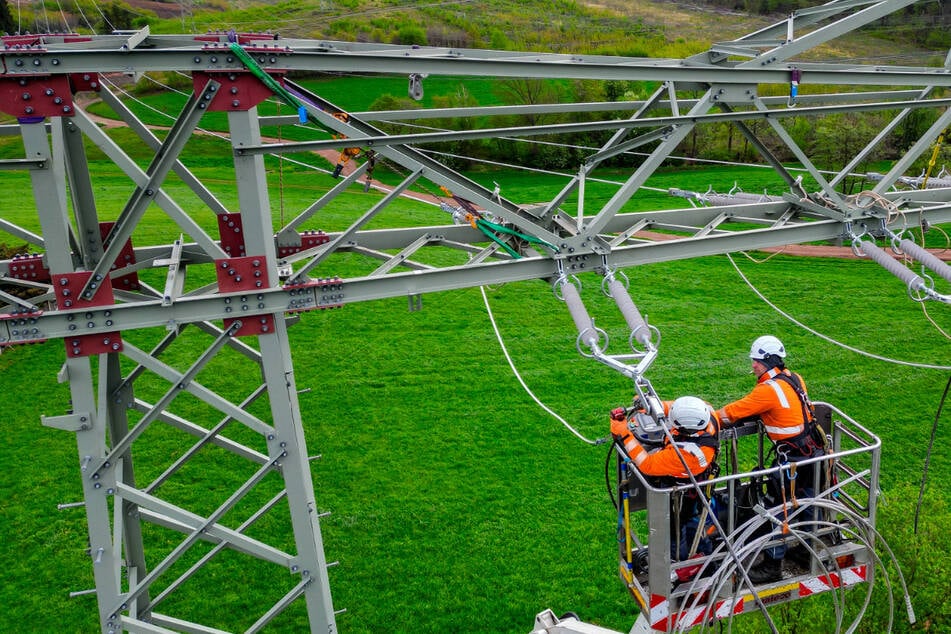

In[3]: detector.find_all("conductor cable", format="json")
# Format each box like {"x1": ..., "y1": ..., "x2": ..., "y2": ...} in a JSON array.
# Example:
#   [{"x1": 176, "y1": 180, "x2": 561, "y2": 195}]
[
  {"x1": 480, "y1": 285, "x2": 603, "y2": 445},
  {"x1": 727, "y1": 253, "x2": 951, "y2": 371}
]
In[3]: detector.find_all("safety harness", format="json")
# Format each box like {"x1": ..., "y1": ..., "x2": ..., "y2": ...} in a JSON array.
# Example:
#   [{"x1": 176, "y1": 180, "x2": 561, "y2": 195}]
[{"x1": 770, "y1": 371, "x2": 825, "y2": 458}]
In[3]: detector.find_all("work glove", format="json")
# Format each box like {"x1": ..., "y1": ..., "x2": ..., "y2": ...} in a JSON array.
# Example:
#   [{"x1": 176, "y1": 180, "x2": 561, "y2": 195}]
[{"x1": 610, "y1": 408, "x2": 631, "y2": 439}]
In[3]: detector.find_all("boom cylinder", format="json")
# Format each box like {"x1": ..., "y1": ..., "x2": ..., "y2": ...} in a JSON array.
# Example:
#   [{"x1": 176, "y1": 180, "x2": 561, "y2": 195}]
[
  {"x1": 859, "y1": 240, "x2": 928, "y2": 292},
  {"x1": 607, "y1": 278, "x2": 652, "y2": 348},
  {"x1": 898, "y1": 238, "x2": 951, "y2": 285},
  {"x1": 561, "y1": 282, "x2": 600, "y2": 349}
]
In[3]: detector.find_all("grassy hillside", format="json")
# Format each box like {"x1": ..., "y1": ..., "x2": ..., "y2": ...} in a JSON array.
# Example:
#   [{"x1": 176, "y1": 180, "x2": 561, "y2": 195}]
[
  {"x1": 14, "y1": 0, "x2": 940, "y2": 65},
  {"x1": 3, "y1": 1, "x2": 951, "y2": 633}
]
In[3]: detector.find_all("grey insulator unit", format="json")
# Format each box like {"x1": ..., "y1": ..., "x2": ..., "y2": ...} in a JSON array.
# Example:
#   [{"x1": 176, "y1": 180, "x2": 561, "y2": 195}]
[
  {"x1": 607, "y1": 278, "x2": 652, "y2": 347},
  {"x1": 561, "y1": 282, "x2": 599, "y2": 349},
  {"x1": 859, "y1": 240, "x2": 926, "y2": 291},
  {"x1": 899, "y1": 239, "x2": 951, "y2": 285}
]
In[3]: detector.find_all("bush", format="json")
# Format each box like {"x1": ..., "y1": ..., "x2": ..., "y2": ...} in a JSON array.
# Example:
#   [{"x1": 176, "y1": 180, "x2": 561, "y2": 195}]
[{"x1": 392, "y1": 23, "x2": 426, "y2": 46}]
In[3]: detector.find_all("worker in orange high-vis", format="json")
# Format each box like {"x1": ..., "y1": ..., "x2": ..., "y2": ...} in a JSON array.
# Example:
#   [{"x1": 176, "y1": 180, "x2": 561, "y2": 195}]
[
  {"x1": 611, "y1": 396, "x2": 720, "y2": 564},
  {"x1": 717, "y1": 335, "x2": 826, "y2": 583}
]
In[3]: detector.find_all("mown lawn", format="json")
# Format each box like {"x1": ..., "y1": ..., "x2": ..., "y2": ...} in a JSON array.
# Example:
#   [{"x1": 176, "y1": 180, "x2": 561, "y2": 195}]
[{"x1": 2, "y1": 133, "x2": 951, "y2": 633}]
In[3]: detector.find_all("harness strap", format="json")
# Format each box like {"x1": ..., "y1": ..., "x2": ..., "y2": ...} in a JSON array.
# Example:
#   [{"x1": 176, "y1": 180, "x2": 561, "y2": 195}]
[
  {"x1": 772, "y1": 371, "x2": 816, "y2": 427},
  {"x1": 770, "y1": 371, "x2": 826, "y2": 456}
]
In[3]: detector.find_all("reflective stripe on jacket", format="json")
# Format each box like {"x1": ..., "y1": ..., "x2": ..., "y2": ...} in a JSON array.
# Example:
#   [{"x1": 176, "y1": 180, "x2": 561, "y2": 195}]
[
  {"x1": 719, "y1": 367, "x2": 809, "y2": 441},
  {"x1": 635, "y1": 419, "x2": 719, "y2": 480}
]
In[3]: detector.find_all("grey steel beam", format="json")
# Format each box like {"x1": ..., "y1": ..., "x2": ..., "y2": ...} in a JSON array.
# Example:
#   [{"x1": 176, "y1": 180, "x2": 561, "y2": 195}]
[
  {"x1": 252, "y1": 90, "x2": 925, "y2": 126},
  {"x1": 70, "y1": 108, "x2": 229, "y2": 261},
  {"x1": 121, "y1": 343, "x2": 273, "y2": 436},
  {"x1": 126, "y1": 493, "x2": 293, "y2": 567},
  {"x1": 24, "y1": 116, "x2": 123, "y2": 634},
  {"x1": 98, "y1": 84, "x2": 233, "y2": 218},
  {"x1": 0, "y1": 218, "x2": 44, "y2": 248},
  {"x1": 754, "y1": 97, "x2": 847, "y2": 208},
  {"x1": 276, "y1": 161, "x2": 370, "y2": 244},
  {"x1": 5, "y1": 37, "x2": 951, "y2": 87},
  {"x1": 9, "y1": 197, "x2": 951, "y2": 349},
  {"x1": 101, "y1": 353, "x2": 152, "y2": 624},
  {"x1": 235, "y1": 97, "x2": 951, "y2": 154},
  {"x1": 143, "y1": 384, "x2": 269, "y2": 494},
  {"x1": 289, "y1": 168, "x2": 422, "y2": 283},
  {"x1": 228, "y1": 105, "x2": 338, "y2": 634},
  {"x1": 129, "y1": 402, "x2": 269, "y2": 467},
  {"x1": 92, "y1": 321, "x2": 243, "y2": 477},
  {"x1": 284, "y1": 80, "x2": 562, "y2": 246},
  {"x1": 699, "y1": 0, "x2": 877, "y2": 62},
  {"x1": 736, "y1": 0, "x2": 919, "y2": 68},
  {"x1": 80, "y1": 79, "x2": 222, "y2": 301},
  {"x1": 148, "y1": 490, "x2": 288, "y2": 610},
  {"x1": 59, "y1": 117, "x2": 105, "y2": 270},
  {"x1": 873, "y1": 105, "x2": 951, "y2": 194},
  {"x1": 109, "y1": 455, "x2": 283, "y2": 617}
]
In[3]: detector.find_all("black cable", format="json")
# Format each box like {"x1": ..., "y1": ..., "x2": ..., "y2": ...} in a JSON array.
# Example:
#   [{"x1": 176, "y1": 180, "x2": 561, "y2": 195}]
[
  {"x1": 605, "y1": 442, "x2": 618, "y2": 510},
  {"x1": 914, "y1": 374, "x2": 951, "y2": 534}
]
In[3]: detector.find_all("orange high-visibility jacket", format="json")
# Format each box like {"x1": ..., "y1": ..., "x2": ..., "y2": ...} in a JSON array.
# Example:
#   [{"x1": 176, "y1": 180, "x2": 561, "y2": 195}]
[
  {"x1": 718, "y1": 367, "x2": 810, "y2": 441},
  {"x1": 625, "y1": 401, "x2": 720, "y2": 480}
]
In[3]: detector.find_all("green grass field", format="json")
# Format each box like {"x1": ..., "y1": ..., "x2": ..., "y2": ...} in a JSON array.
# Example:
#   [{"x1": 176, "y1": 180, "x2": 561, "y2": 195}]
[
  {"x1": 4, "y1": 146, "x2": 951, "y2": 633},
  {"x1": 3, "y1": 61, "x2": 951, "y2": 631},
  {"x1": 2, "y1": 0, "x2": 948, "y2": 630}
]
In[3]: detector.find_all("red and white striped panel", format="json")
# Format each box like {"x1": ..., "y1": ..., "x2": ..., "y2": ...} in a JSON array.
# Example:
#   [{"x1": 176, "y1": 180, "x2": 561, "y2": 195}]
[
  {"x1": 649, "y1": 593, "x2": 670, "y2": 630},
  {"x1": 651, "y1": 594, "x2": 745, "y2": 631},
  {"x1": 673, "y1": 596, "x2": 745, "y2": 630},
  {"x1": 648, "y1": 565, "x2": 868, "y2": 631},
  {"x1": 798, "y1": 565, "x2": 867, "y2": 598}
]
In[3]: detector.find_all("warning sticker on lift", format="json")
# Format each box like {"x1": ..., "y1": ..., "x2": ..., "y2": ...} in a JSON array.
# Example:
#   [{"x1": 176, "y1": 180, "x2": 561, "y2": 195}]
[{"x1": 649, "y1": 565, "x2": 868, "y2": 631}]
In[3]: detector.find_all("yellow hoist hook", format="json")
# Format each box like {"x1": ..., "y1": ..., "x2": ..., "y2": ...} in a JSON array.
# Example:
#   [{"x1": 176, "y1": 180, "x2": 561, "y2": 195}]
[{"x1": 922, "y1": 129, "x2": 948, "y2": 190}]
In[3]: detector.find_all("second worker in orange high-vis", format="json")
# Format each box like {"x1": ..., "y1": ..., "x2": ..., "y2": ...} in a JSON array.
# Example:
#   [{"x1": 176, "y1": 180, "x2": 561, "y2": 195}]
[{"x1": 717, "y1": 335, "x2": 826, "y2": 583}]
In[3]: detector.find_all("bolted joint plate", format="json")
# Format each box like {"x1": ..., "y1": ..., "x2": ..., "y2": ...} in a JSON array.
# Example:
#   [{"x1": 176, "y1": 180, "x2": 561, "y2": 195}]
[
  {"x1": 193, "y1": 69, "x2": 281, "y2": 112},
  {"x1": 215, "y1": 256, "x2": 275, "y2": 336},
  {"x1": 99, "y1": 222, "x2": 140, "y2": 292},
  {"x1": 0, "y1": 75, "x2": 74, "y2": 119},
  {"x1": 6, "y1": 253, "x2": 50, "y2": 282},
  {"x1": 277, "y1": 230, "x2": 331, "y2": 257},
  {"x1": 285, "y1": 277, "x2": 345, "y2": 313},
  {"x1": 0, "y1": 310, "x2": 47, "y2": 347},
  {"x1": 55, "y1": 271, "x2": 123, "y2": 358},
  {"x1": 217, "y1": 212, "x2": 246, "y2": 258},
  {"x1": 709, "y1": 83, "x2": 758, "y2": 104}
]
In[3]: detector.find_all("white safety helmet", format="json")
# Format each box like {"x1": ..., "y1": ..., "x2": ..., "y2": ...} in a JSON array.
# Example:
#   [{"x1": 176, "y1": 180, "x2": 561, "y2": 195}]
[
  {"x1": 669, "y1": 396, "x2": 711, "y2": 432},
  {"x1": 749, "y1": 335, "x2": 786, "y2": 362}
]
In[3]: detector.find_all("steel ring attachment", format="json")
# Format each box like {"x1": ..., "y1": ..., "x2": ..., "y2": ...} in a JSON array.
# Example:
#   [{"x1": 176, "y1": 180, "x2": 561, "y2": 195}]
[
  {"x1": 628, "y1": 324, "x2": 661, "y2": 354},
  {"x1": 600, "y1": 268, "x2": 630, "y2": 297},
  {"x1": 552, "y1": 274, "x2": 582, "y2": 301},
  {"x1": 576, "y1": 327, "x2": 609, "y2": 358}
]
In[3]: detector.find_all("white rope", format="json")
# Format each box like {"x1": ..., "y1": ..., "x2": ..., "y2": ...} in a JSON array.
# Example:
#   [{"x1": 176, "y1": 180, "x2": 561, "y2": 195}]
[
  {"x1": 386, "y1": 118, "x2": 868, "y2": 180},
  {"x1": 727, "y1": 252, "x2": 951, "y2": 370},
  {"x1": 73, "y1": 0, "x2": 96, "y2": 33},
  {"x1": 54, "y1": 0, "x2": 69, "y2": 32},
  {"x1": 39, "y1": 0, "x2": 50, "y2": 32},
  {"x1": 480, "y1": 285, "x2": 599, "y2": 444},
  {"x1": 91, "y1": 0, "x2": 114, "y2": 32}
]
